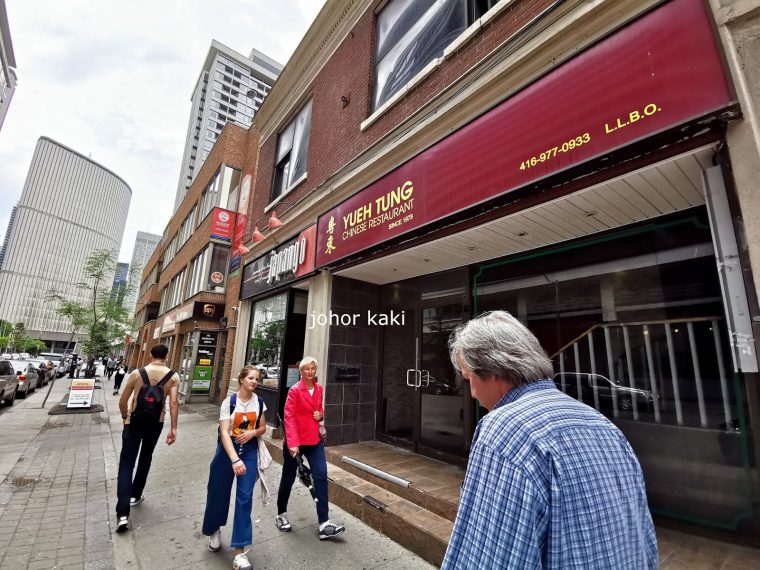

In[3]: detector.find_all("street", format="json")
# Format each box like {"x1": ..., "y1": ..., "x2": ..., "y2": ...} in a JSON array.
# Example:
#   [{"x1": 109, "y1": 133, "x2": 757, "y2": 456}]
[{"x1": 0, "y1": 375, "x2": 434, "y2": 569}]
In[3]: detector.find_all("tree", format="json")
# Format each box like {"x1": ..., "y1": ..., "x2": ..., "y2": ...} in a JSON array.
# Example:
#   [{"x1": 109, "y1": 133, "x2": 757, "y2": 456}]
[
  {"x1": 48, "y1": 249, "x2": 135, "y2": 375},
  {"x1": 9, "y1": 322, "x2": 28, "y2": 353},
  {"x1": 22, "y1": 339, "x2": 47, "y2": 356}
]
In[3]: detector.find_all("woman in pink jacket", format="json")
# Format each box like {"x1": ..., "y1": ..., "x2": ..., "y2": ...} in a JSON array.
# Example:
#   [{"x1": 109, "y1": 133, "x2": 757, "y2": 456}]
[{"x1": 275, "y1": 357, "x2": 345, "y2": 540}]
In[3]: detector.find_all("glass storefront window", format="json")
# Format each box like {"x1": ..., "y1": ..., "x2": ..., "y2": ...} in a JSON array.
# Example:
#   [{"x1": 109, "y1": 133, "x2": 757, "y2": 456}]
[
  {"x1": 246, "y1": 293, "x2": 287, "y2": 389},
  {"x1": 473, "y1": 213, "x2": 756, "y2": 529}
]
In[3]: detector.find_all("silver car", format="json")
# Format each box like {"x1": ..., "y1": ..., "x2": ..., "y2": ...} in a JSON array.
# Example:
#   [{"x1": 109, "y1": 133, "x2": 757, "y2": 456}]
[
  {"x1": 0, "y1": 360, "x2": 20, "y2": 407},
  {"x1": 9, "y1": 360, "x2": 40, "y2": 397}
]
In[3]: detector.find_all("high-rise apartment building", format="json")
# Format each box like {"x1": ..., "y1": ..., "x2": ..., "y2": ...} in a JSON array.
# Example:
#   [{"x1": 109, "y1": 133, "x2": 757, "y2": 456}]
[
  {"x1": 0, "y1": 137, "x2": 131, "y2": 349},
  {"x1": 0, "y1": 0, "x2": 17, "y2": 130},
  {"x1": 173, "y1": 41, "x2": 282, "y2": 210},
  {"x1": 122, "y1": 231, "x2": 161, "y2": 315},
  {"x1": 111, "y1": 262, "x2": 129, "y2": 301}
]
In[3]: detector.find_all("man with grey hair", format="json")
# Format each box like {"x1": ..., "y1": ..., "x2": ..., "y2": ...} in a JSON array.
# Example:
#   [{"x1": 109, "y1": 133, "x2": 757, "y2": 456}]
[{"x1": 442, "y1": 311, "x2": 657, "y2": 569}]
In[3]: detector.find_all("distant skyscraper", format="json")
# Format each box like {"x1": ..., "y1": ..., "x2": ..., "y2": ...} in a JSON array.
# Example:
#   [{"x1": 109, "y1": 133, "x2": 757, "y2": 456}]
[
  {"x1": 112, "y1": 262, "x2": 129, "y2": 301},
  {"x1": 0, "y1": 137, "x2": 131, "y2": 350},
  {"x1": 0, "y1": 204, "x2": 16, "y2": 269},
  {"x1": 174, "y1": 41, "x2": 282, "y2": 210},
  {"x1": 122, "y1": 231, "x2": 161, "y2": 315},
  {"x1": 0, "y1": 0, "x2": 17, "y2": 130}
]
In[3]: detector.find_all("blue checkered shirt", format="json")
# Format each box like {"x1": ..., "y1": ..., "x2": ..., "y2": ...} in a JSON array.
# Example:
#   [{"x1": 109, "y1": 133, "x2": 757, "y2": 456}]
[{"x1": 442, "y1": 380, "x2": 658, "y2": 569}]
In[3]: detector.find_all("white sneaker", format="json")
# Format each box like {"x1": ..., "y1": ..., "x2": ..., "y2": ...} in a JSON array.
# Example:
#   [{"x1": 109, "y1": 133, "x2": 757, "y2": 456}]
[
  {"x1": 130, "y1": 495, "x2": 144, "y2": 507},
  {"x1": 319, "y1": 520, "x2": 345, "y2": 540},
  {"x1": 275, "y1": 513, "x2": 291, "y2": 531},
  {"x1": 208, "y1": 529, "x2": 221, "y2": 553},
  {"x1": 116, "y1": 516, "x2": 130, "y2": 533},
  {"x1": 232, "y1": 551, "x2": 252, "y2": 570}
]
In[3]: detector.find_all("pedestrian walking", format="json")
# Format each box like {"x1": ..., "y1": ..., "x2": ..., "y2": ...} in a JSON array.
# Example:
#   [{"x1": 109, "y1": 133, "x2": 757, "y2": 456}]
[
  {"x1": 442, "y1": 311, "x2": 658, "y2": 569},
  {"x1": 202, "y1": 365, "x2": 266, "y2": 570},
  {"x1": 113, "y1": 365, "x2": 127, "y2": 395},
  {"x1": 275, "y1": 357, "x2": 344, "y2": 540},
  {"x1": 115, "y1": 344, "x2": 179, "y2": 532},
  {"x1": 77, "y1": 358, "x2": 86, "y2": 378},
  {"x1": 107, "y1": 356, "x2": 117, "y2": 379}
]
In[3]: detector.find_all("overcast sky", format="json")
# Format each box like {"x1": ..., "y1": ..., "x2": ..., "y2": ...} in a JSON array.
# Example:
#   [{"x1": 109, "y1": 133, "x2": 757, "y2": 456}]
[{"x1": 0, "y1": 0, "x2": 325, "y2": 263}]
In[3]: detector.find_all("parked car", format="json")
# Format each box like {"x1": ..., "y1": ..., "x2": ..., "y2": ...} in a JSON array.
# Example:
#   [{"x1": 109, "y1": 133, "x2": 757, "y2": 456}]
[
  {"x1": 11, "y1": 353, "x2": 20, "y2": 360},
  {"x1": 0, "y1": 359, "x2": 19, "y2": 407},
  {"x1": 9, "y1": 360, "x2": 40, "y2": 397},
  {"x1": 554, "y1": 372, "x2": 656, "y2": 413},
  {"x1": 422, "y1": 375, "x2": 460, "y2": 395},
  {"x1": 1, "y1": 353, "x2": 11, "y2": 359},
  {"x1": 19, "y1": 352, "x2": 31, "y2": 359},
  {"x1": 40, "y1": 353, "x2": 65, "y2": 378},
  {"x1": 28, "y1": 359, "x2": 52, "y2": 387}
]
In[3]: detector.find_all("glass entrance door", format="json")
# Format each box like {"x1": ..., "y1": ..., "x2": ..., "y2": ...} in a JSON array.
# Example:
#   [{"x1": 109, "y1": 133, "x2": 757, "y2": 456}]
[
  {"x1": 419, "y1": 303, "x2": 466, "y2": 455},
  {"x1": 378, "y1": 270, "x2": 470, "y2": 459}
]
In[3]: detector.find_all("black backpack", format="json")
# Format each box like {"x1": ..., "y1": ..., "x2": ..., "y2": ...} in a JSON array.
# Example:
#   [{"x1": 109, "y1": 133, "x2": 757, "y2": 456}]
[{"x1": 131, "y1": 368, "x2": 175, "y2": 423}]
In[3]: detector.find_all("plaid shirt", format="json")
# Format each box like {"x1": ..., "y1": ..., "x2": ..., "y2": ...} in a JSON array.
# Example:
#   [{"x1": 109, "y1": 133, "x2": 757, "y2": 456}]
[{"x1": 442, "y1": 380, "x2": 658, "y2": 569}]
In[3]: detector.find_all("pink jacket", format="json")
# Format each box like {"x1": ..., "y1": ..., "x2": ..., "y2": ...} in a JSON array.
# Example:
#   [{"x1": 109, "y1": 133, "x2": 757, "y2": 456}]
[{"x1": 284, "y1": 379, "x2": 324, "y2": 448}]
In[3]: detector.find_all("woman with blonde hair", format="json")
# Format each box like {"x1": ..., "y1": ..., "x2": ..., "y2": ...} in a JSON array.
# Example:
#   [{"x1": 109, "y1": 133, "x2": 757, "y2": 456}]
[
  {"x1": 275, "y1": 357, "x2": 345, "y2": 540},
  {"x1": 202, "y1": 365, "x2": 267, "y2": 570}
]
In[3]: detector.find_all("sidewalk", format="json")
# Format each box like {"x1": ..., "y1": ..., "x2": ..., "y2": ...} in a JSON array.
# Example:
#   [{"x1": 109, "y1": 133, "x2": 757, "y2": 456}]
[
  {"x1": 0, "y1": 375, "x2": 434, "y2": 569},
  {"x1": 1, "y1": 374, "x2": 758, "y2": 569}
]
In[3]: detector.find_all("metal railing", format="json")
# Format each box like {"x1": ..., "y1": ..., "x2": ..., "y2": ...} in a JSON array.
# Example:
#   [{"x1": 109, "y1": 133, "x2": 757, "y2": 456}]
[{"x1": 552, "y1": 317, "x2": 734, "y2": 429}]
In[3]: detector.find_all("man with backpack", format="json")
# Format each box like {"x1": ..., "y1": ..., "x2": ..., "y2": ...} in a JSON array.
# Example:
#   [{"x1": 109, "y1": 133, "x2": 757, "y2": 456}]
[{"x1": 115, "y1": 344, "x2": 180, "y2": 532}]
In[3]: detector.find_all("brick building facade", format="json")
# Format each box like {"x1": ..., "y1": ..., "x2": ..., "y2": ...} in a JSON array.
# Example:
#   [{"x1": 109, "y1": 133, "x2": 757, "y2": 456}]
[{"x1": 225, "y1": 0, "x2": 760, "y2": 538}]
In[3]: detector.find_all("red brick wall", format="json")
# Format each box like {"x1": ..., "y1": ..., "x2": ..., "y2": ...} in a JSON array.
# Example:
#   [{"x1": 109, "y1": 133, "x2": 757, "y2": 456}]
[{"x1": 246, "y1": 0, "x2": 552, "y2": 230}]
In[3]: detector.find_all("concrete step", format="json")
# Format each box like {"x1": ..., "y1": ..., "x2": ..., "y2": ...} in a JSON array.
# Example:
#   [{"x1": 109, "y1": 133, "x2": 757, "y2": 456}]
[{"x1": 263, "y1": 435, "x2": 452, "y2": 566}]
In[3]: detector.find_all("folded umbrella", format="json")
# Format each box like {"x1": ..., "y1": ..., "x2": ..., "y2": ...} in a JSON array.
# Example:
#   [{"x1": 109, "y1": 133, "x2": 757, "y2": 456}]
[
  {"x1": 277, "y1": 413, "x2": 318, "y2": 504},
  {"x1": 295, "y1": 453, "x2": 319, "y2": 504}
]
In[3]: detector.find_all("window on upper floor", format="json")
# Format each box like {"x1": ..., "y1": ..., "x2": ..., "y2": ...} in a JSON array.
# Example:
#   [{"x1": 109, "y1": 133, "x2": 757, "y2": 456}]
[
  {"x1": 272, "y1": 99, "x2": 313, "y2": 201},
  {"x1": 373, "y1": 0, "x2": 499, "y2": 111}
]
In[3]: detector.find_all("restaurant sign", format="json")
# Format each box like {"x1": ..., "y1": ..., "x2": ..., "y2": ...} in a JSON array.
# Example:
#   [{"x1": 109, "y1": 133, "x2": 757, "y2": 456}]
[
  {"x1": 240, "y1": 225, "x2": 317, "y2": 299},
  {"x1": 315, "y1": 0, "x2": 734, "y2": 267}
]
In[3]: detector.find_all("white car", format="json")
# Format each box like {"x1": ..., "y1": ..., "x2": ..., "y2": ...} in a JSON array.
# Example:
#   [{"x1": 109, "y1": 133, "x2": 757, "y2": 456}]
[{"x1": 8, "y1": 360, "x2": 40, "y2": 396}]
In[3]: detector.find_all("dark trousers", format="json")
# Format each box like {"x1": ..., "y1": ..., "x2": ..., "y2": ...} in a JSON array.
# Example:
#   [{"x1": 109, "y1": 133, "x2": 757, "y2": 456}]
[
  {"x1": 107, "y1": 368, "x2": 115, "y2": 379},
  {"x1": 116, "y1": 421, "x2": 164, "y2": 517},
  {"x1": 114, "y1": 375, "x2": 125, "y2": 391},
  {"x1": 202, "y1": 441, "x2": 258, "y2": 548},
  {"x1": 277, "y1": 442, "x2": 329, "y2": 523}
]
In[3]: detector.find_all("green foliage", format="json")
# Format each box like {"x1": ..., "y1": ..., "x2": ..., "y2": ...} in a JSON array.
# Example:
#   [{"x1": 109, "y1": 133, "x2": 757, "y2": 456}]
[
  {"x1": 22, "y1": 338, "x2": 46, "y2": 355},
  {"x1": 248, "y1": 319, "x2": 285, "y2": 365},
  {"x1": 47, "y1": 249, "x2": 136, "y2": 362}
]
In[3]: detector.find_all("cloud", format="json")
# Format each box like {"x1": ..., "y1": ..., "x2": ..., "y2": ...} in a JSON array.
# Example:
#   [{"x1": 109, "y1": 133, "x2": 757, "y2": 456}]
[{"x1": 0, "y1": 0, "x2": 325, "y2": 261}]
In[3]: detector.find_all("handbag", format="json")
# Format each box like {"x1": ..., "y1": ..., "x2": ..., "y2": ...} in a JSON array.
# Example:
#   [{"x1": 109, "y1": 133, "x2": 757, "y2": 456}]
[{"x1": 318, "y1": 422, "x2": 327, "y2": 442}]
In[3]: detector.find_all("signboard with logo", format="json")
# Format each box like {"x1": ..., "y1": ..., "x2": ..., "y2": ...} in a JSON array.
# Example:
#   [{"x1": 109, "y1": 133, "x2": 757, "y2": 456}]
[
  {"x1": 175, "y1": 301, "x2": 195, "y2": 323},
  {"x1": 67, "y1": 379, "x2": 96, "y2": 408},
  {"x1": 192, "y1": 332, "x2": 218, "y2": 392},
  {"x1": 240, "y1": 225, "x2": 317, "y2": 299},
  {"x1": 315, "y1": 0, "x2": 733, "y2": 267},
  {"x1": 192, "y1": 366, "x2": 213, "y2": 391},
  {"x1": 161, "y1": 310, "x2": 177, "y2": 334},
  {"x1": 210, "y1": 207, "x2": 235, "y2": 244}
]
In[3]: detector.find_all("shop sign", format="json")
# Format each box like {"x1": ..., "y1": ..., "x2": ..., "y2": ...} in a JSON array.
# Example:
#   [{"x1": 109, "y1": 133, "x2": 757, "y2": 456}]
[
  {"x1": 240, "y1": 225, "x2": 317, "y2": 299},
  {"x1": 67, "y1": 379, "x2": 95, "y2": 408},
  {"x1": 175, "y1": 301, "x2": 194, "y2": 323},
  {"x1": 192, "y1": 366, "x2": 213, "y2": 391},
  {"x1": 199, "y1": 332, "x2": 217, "y2": 346},
  {"x1": 210, "y1": 207, "x2": 235, "y2": 244},
  {"x1": 315, "y1": 0, "x2": 733, "y2": 267},
  {"x1": 152, "y1": 319, "x2": 162, "y2": 340},
  {"x1": 197, "y1": 346, "x2": 216, "y2": 367},
  {"x1": 161, "y1": 311, "x2": 177, "y2": 334}
]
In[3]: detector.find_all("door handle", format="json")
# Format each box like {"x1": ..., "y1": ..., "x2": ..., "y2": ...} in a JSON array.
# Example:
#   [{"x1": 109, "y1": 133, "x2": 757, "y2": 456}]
[
  {"x1": 420, "y1": 370, "x2": 430, "y2": 387},
  {"x1": 406, "y1": 369, "x2": 417, "y2": 387}
]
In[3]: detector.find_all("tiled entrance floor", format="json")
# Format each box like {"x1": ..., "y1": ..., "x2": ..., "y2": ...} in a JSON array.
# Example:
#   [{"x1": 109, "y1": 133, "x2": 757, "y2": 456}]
[{"x1": 324, "y1": 441, "x2": 760, "y2": 569}]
